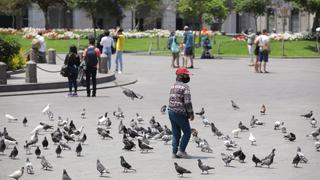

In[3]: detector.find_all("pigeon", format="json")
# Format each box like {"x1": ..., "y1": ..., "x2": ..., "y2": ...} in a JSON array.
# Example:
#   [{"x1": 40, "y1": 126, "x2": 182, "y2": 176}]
[
  {"x1": 9, "y1": 146, "x2": 18, "y2": 159},
  {"x1": 260, "y1": 104, "x2": 266, "y2": 115},
  {"x1": 62, "y1": 169, "x2": 71, "y2": 180},
  {"x1": 174, "y1": 162, "x2": 191, "y2": 177},
  {"x1": 249, "y1": 133, "x2": 256, "y2": 145},
  {"x1": 118, "y1": 120, "x2": 125, "y2": 134},
  {"x1": 73, "y1": 126, "x2": 84, "y2": 136},
  {"x1": 252, "y1": 154, "x2": 262, "y2": 167},
  {"x1": 210, "y1": 122, "x2": 218, "y2": 135},
  {"x1": 122, "y1": 134, "x2": 136, "y2": 151},
  {"x1": 97, "y1": 127, "x2": 113, "y2": 139},
  {"x1": 231, "y1": 100, "x2": 240, "y2": 110},
  {"x1": 292, "y1": 154, "x2": 301, "y2": 167},
  {"x1": 282, "y1": 126, "x2": 287, "y2": 133},
  {"x1": 197, "y1": 159, "x2": 214, "y2": 174},
  {"x1": 261, "y1": 149, "x2": 276, "y2": 168},
  {"x1": 97, "y1": 112, "x2": 108, "y2": 125},
  {"x1": 41, "y1": 156, "x2": 53, "y2": 170},
  {"x1": 274, "y1": 121, "x2": 284, "y2": 130},
  {"x1": 306, "y1": 128, "x2": 320, "y2": 140},
  {"x1": 22, "y1": 117, "x2": 28, "y2": 126},
  {"x1": 96, "y1": 159, "x2": 110, "y2": 176},
  {"x1": 221, "y1": 153, "x2": 234, "y2": 166},
  {"x1": 35, "y1": 146, "x2": 41, "y2": 158},
  {"x1": 138, "y1": 139, "x2": 153, "y2": 153},
  {"x1": 231, "y1": 128, "x2": 241, "y2": 138},
  {"x1": 224, "y1": 140, "x2": 236, "y2": 150},
  {"x1": 28, "y1": 131, "x2": 39, "y2": 145},
  {"x1": 315, "y1": 141, "x2": 320, "y2": 151},
  {"x1": 122, "y1": 88, "x2": 143, "y2": 100},
  {"x1": 120, "y1": 156, "x2": 136, "y2": 172},
  {"x1": 23, "y1": 141, "x2": 31, "y2": 155},
  {"x1": 4, "y1": 139, "x2": 18, "y2": 147},
  {"x1": 81, "y1": 108, "x2": 86, "y2": 119},
  {"x1": 0, "y1": 137, "x2": 6, "y2": 154},
  {"x1": 42, "y1": 137, "x2": 49, "y2": 149},
  {"x1": 76, "y1": 143, "x2": 82, "y2": 156},
  {"x1": 284, "y1": 132, "x2": 296, "y2": 141},
  {"x1": 59, "y1": 141, "x2": 71, "y2": 150},
  {"x1": 127, "y1": 128, "x2": 142, "y2": 139},
  {"x1": 201, "y1": 116, "x2": 210, "y2": 127},
  {"x1": 160, "y1": 105, "x2": 167, "y2": 114},
  {"x1": 297, "y1": 147, "x2": 308, "y2": 163},
  {"x1": 25, "y1": 158, "x2": 34, "y2": 174},
  {"x1": 42, "y1": 104, "x2": 50, "y2": 114},
  {"x1": 200, "y1": 139, "x2": 213, "y2": 153},
  {"x1": 8, "y1": 167, "x2": 24, "y2": 180},
  {"x1": 233, "y1": 149, "x2": 246, "y2": 162},
  {"x1": 30, "y1": 124, "x2": 44, "y2": 134},
  {"x1": 5, "y1": 113, "x2": 18, "y2": 122},
  {"x1": 58, "y1": 117, "x2": 69, "y2": 127},
  {"x1": 55, "y1": 145, "x2": 62, "y2": 157},
  {"x1": 141, "y1": 134, "x2": 150, "y2": 145},
  {"x1": 238, "y1": 121, "x2": 249, "y2": 131},
  {"x1": 250, "y1": 115, "x2": 258, "y2": 127},
  {"x1": 301, "y1": 111, "x2": 313, "y2": 119},
  {"x1": 40, "y1": 122, "x2": 54, "y2": 131},
  {"x1": 310, "y1": 118, "x2": 317, "y2": 128},
  {"x1": 69, "y1": 120, "x2": 76, "y2": 131},
  {"x1": 136, "y1": 113, "x2": 144, "y2": 123},
  {"x1": 63, "y1": 132, "x2": 75, "y2": 142},
  {"x1": 105, "y1": 118, "x2": 112, "y2": 128},
  {"x1": 78, "y1": 133, "x2": 87, "y2": 144},
  {"x1": 195, "y1": 107, "x2": 205, "y2": 116}
]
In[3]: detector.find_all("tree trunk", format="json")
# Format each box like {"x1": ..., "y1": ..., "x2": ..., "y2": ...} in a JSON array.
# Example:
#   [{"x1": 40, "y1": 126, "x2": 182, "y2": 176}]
[
  {"x1": 131, "y1": 8, "x2": 136, "y2": 30},
  {"x1": 43, "y1": 10, "x2": 50, "y2": 30},
  {"x1": 90, "y1": 10, "x2": 96, "y2": 38},
  {"x1": 312, "y1": 12, "x2": 320, "y2": 33},
  {"x1": 254, "y1": 15, "x2": 257, "y2": 32},
  {"x1": 198, "y1": 15, "x2": 202, "y2": 45},
  {"x1": 11, "y1": 15, "x2": 15, "y2": 28}
]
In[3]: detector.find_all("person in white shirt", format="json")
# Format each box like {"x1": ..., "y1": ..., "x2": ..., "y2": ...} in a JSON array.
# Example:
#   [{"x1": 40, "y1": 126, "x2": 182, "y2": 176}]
[
  {"x1": 35, "y1": 31, "x2": 47, "y2": 63},
  {"x1": 255, "y1": 29, "x2": 270, "y2": 73},
  {"x1": 242, "y1": 28, "x2": 255, "y2": 66},
  {"x1": 100, "y1": 31, "x2": 114, "y2": 70}
]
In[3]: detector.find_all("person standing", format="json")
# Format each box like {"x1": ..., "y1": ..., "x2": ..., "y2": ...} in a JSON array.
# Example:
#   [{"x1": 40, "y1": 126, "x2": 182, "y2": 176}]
[
  {"x1": 183, "y1": 26, "x2": 194, "y2": 68},
  {"x1": 100, "y1": 30, "x2": 114, "y2": 70},
  {"x1": 253, "y1": 31, "x2": 261, "y2": 73},
  {"x1": 64, "y1": 45, "x2": 80, "y2": 97},
  {"x1": 167, "y1": 31, "x2": 180, "y2": 68},
  {"x1": 115, "y1": 28, "x2": 125, "y2": 74},
  {"x1": 168, "y1": 67, "x2": 194, "y2": 159},
  {"x1": 242, "y1": 28, "x2": 256, "y2": 66},
  {"x1": 255, "y1": 29, "x2": 271, "y2": 73},
  {"x1": 83, "y1": 36, "x2": 101, "y2": 97},
  {"x1": 35, "y1": 31, "x2": 46, "y2": 63}
]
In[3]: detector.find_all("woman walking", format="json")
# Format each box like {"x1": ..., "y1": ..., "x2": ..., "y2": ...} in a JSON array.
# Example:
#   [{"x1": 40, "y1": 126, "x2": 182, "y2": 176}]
[{"x1": 64, "y1": 45, "x2": 80, "y2": 97}]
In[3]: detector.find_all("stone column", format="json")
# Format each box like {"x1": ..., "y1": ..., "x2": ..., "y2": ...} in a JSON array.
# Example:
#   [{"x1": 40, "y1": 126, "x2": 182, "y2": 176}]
[
  {"x1": 30, "y1": 48, "x2": 39, "y2": 63},
  {"x1": 47, "y1": 48, "x2": 56, "y2": 64},
  {"x1": 0, "y1": 62, "x2": 7, "y2": 84},
  {"x1": 99, "y1": 54, "x2": 108, "y2": 74},
  {"x1": 25, "y1": 61, "x2": 37, "y2": 83}
]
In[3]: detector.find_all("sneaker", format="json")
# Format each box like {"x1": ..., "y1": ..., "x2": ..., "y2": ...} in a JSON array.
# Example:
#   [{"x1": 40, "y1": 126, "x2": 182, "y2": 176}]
[
  {"x1": 72, "y1": 92, "x2": 78, "y2": 97},
  {"x1": 172, "y1": 153, "x2": 180, "y2": 159},
  {"x1": 67, "y1": 93, "x2": 73, "y2": 97},
  {"x1": 176, "y1": 151, "x2": 191, "y2": 159}
]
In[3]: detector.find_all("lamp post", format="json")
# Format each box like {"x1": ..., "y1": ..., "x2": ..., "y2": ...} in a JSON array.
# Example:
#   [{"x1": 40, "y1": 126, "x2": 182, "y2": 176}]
[{"x1": 316, "y1": 27, "x2": 320, "y2": 54}]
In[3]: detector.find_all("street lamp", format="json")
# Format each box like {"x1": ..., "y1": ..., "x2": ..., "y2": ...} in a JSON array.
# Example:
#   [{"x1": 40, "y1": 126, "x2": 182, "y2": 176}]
[{"x1": 316, "y1": 27, "x2": 320, "y2": 54}]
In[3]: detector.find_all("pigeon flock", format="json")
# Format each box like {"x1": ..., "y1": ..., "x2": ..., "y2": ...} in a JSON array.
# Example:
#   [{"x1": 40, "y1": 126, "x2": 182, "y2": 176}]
[{"x1": 0, "y1": 101, "x2": 319, "y2": 180}]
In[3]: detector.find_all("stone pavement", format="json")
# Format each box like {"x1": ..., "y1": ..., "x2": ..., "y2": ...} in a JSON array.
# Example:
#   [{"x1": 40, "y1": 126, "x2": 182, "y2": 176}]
[{"x1": 0, "y1": 54, "x2": 319, "y2": 180}]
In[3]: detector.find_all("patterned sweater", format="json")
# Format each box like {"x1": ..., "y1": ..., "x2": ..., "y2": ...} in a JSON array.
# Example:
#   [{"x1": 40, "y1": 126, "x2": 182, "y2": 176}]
[{"x1": 168, "y1": 81, "x2": 194, "y2": 117}]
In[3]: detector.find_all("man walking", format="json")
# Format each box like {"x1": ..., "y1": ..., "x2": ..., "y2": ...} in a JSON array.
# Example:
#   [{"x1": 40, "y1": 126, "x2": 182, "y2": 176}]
[
  {"x1": 83, "y1": 36, "x2": 101, "y2": 97},
  {"x1": 115, "y1": 28, "x2": 125, "y2": 74},
  {"x1": 183, "y1": 26, "x2": 194, "y2": 68},
  {"x1": 255, "y1": 29, "x2": 270, "y2": 73},
  {"x1": 168, "y1": 67, "x2": 194, "y2": 159}
]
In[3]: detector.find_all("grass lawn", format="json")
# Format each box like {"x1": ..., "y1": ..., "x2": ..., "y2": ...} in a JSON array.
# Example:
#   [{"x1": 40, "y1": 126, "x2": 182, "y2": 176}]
[{"x1": 4, "y1": 34, "x2": 320, "y2": 57}]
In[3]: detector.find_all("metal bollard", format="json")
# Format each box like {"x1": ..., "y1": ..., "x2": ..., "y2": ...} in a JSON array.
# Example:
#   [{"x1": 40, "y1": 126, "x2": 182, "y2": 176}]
[
  {"x1": 47, "y1": 48, "x2": 56, "y2": 64},
  {"x1": 25, "y1": 61, "x2": 37, "y2": 83},
  {"x1": 0, "y1": 62, "x2": 7, "y2": 84},
  {"x1": 99, "y1": 54, "x2": 108, "y2": 74}
]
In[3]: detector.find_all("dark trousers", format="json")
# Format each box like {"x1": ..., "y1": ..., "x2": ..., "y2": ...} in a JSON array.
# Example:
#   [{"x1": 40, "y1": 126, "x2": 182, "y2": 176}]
[
  {"x1": 68, "y1": 76, "x2": 77, "y2": 93},
  {"x1": 85, "y1": 66, "x2": 97, "y2": 96}
]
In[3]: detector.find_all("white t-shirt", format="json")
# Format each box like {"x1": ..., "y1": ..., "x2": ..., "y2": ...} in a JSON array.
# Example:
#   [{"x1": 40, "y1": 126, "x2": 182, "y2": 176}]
[
  {"x1": 36, "y1": 35, "x2": 46, "y2": 52},
  {"x1": 258, "y1": 35, "x2": 269, "y2": 49},
  {"x1": 100, "y1": 36, "x2": 114, "y2": 48}
]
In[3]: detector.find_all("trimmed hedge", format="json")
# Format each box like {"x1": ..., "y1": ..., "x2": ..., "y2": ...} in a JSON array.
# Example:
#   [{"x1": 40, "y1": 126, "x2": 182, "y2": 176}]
[{"x1": 0, "y1": 35, "x2": 26, "y2": 71}]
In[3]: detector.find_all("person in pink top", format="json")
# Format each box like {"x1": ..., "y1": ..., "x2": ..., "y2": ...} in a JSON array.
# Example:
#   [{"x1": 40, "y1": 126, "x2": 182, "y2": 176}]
[{"x1": 82, "y1": 35, "x2": 101, "y2": 97}]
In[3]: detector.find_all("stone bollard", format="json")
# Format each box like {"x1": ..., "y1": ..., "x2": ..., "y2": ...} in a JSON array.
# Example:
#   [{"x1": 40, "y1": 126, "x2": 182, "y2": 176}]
[
  {"x1": 25, "y1": 61, "x2": 37, "y2": 83},
  {"x1": 78, "y1": 50, "x2": 84, "y2": 61},
  {"x1": 99, "y1": 54, "x2": 108, "y2": 74},
  {"x1": 30, "y1": 48, "x2": 39, "y2": 62},
  {"x1": 0, "y1": 62, "x2": 7, "y2": 84},
  {"x1": 47, "y1": 48, "x2": 56, "y2": 64}
]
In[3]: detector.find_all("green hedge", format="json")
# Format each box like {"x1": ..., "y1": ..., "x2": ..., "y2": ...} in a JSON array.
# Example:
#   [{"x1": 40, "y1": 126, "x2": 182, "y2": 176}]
[{"x1": 0, "y1": 35, "x2": 26, "y2": 71}]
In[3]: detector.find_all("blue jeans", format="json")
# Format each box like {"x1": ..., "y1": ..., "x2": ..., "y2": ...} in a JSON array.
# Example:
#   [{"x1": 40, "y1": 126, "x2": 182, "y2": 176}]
[
  {"x1": 258, "y1": 50, "x2": 269, "y2": 62},
  {"x1": 168, "y1": 110, "x2": 191, "y2": 154},
  {"x1": 102, "y1": 47, "x2": 112, "y2": 70},
  {"x1": 115, "y1": 51, "x2": 123, "y2": 71}
]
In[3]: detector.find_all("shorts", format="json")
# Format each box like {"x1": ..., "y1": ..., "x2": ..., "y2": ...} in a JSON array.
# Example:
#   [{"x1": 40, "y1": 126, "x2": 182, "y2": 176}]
[
  {"x1": 184, "y1": 47, "x2": 193, "y2": 56},
  {"x1": 172, "y1": 52, "x2": 179, "y2": 59},
  {"x1": 258, "y1": 51, "x2": 269, "y2": 62}
]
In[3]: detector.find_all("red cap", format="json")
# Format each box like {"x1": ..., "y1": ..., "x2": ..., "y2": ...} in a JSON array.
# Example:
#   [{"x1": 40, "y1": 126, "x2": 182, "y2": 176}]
[{"x1": 176, "y1": 67, "x2": 192, "y2": 75}]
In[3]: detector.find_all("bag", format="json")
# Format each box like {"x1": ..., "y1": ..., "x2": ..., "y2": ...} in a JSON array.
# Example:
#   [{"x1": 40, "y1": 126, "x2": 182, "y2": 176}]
[
  {"x1": 171, "y1": 37, "x2": 180, "y2": 53},
  {"x1": 77, "y1": 66, "x2": 86, "y2": 87},
  {"x1": 60, "y1": 65, "x2": 69, "y2": 77},
  {"x1": 111, "y1": 46, "x2": 116, "y2": 54},
  {"x1": 262, "y1": 44, "x2": 271, "y2": 53},
  {"x1": 85, "y1": 47, "x2": 98, "y2": 67},
  {"x1": 31, "y1": 38, "x2": 41, "y2": 49}
]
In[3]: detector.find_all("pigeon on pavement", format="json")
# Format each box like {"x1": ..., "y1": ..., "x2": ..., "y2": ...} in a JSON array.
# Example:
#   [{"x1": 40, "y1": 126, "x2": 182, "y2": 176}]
[
  {"x1": 9, "y1": 146, "x2": 18, "y2": 159},
  {"x1": 5, "y1": 114, "x2": 18, "y2": 122},
  {"x1": 197, "y1": 159, "x2": 214, "y2": 174},
  {"x1": 249, "y1": 133, "x2": 256, "y2": 145},
  {"x1": 25, "y1": 158, "x2": 34, "y2": 174},
  {"x1": 260, "y1": 105, "x2": 266, "y2": 115},
  {"x1": 160, "y1": 105, "x2": 167, "y2": 114},
  {"x1": 284, "y1": 132, "x2": 296, "y2": 141},
  {"x1": 8, "y1": 167, "x2": 24, "y2": 180},
  {"x1": 120, "y1": 156, "x2": 136, "y2": 172},
  {"x1": 41, "y1": 156, "x2": 53, "y2": 170},
  {"x1": 55, "y1": 145, "x2": 62, "y2": 157},
  {"x1": 42, "y1": 137, "x2": 49, "y2": 149},
  {"x1": 76, "y1": 143, "x2": 82, "y2": 156},
  {"x1": 292, "y1": 154, "x2": 301, "y2": 167},
  {"x1": 174, "y1": 162, "x2": 191, "y2": 177},
  {"x1": 252, "y1": 154, "x2": 262, "y2": 167},
  {"x1": 122, "y1": 88, "x2": 143, "y2": 100},
  {"x1": 35, "y1": 146, "x2": 41, "y2": 158},
  {"x1": 22, "y1": 117, "x2": 28, "y2": 127},
  {"x1": 301, "y1": 111, "x2": 313, "y2": 119},
  {"x1": 195, "y1": 108, "x2": 205, "y2": 116},
  {"x1": 231, "y1": 100, "x2": 240, "y2": 110},
  {"x1": 221, "y1": 153, "x2": 234, "y2": 166},
  {"x1": 62, "y1": 169, "x2": 72, "y2": 180},
  {"x1": 310, "y1": 118, "x2": 317, "y2": 128},
  {"x1": 96, "y1": 159, "x2": 110, "y2": 176}
]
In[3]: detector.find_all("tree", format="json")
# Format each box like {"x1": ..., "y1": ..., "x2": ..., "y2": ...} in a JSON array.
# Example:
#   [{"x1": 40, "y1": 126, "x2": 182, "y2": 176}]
[
  {"x1": 234, "y1": 0, "x2": 272, "y2": 31},
  {"x1": 285, "y1": 0, "x2": 320, "y2": 32},
  {"x1": 121, "y1": 0, "x2": 162, "y2": 30},
  {"x1": 30, "y1": 0, "x2": 68, "y2": 29},
  {"x1": 0, "y1": 0, "x2": 28, "y2": 28}
]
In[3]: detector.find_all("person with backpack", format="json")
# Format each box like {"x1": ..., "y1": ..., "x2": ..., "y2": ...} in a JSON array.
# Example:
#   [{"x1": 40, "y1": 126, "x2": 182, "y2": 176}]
[
  {"x1": 167, "y1": 31, "x2": 180, "y2": 68},
  {"x1": 83, "y1": 36, "x2": 101, "y2": 97},
  {"x1": 64, "y1": 45, "x2": 81, "y2": 97},
  {"x1": 183, "y1": 26, "x2": 194, "y2": 69}
]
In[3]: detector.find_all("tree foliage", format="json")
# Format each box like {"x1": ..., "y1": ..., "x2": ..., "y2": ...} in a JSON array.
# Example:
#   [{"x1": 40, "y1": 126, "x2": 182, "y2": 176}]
[{"x1": 234, "y1": 0, "x2": 272, "y2": 17}]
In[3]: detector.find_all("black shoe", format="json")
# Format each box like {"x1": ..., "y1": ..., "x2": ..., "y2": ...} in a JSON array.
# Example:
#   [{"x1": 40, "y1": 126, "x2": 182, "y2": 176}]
[
  {"x1": 92, "y1": 94, "x2": 96, "y2": 97},
  {"x1": 188, "y1": 66, "x2": 194, "y2": 69},
  {"x1": 87, "y1": 94, "x2": 90, "y2": 97}
]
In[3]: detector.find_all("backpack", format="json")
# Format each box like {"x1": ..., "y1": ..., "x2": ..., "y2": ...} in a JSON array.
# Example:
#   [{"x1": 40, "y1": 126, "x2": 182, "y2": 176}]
[{"x1": 85, "y1": 47, "x2": 98, "y2": 67}]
